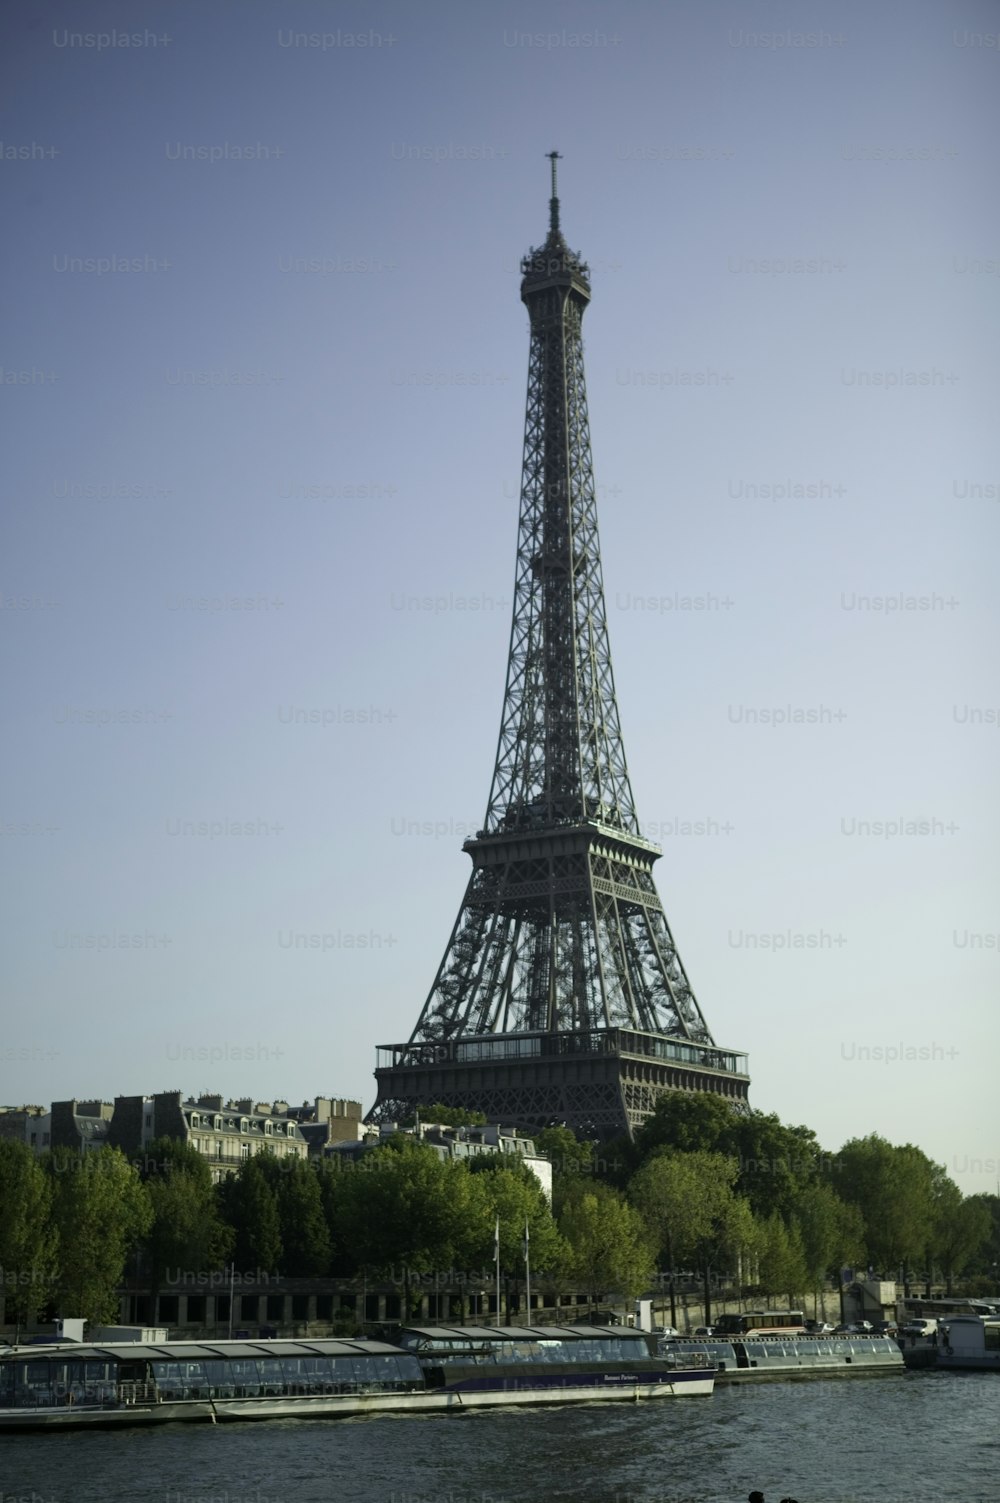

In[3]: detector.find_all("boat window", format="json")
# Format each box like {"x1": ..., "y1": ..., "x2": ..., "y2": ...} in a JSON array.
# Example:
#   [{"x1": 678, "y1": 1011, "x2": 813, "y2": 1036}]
[
  {"x1": 341, "y1": 1355, "x2": 376, "y2": 1387},
  {"x1": 9, "y1": 1359, "x2": 56, "y2": 1407},
  {"x1": 227, "y1": 1357, "x2": 261, "y2": 1394},
  {"x1": 260, "y1": 1358, "x2": 284, "y2": 1391},
  {"x1": 397, "y1": 1354, "x2": 422, "y2": 1385}
]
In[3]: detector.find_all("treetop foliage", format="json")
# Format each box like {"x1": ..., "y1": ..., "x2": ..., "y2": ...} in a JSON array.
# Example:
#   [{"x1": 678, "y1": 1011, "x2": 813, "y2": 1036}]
[{"x1": 0, "y1": 1108, "x2": 995, "y2": 1332}]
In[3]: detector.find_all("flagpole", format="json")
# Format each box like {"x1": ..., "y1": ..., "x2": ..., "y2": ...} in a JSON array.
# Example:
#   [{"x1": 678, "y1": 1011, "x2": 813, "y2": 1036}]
[
  {"x1": 524, "y1": 1218, "x2": 531, "y2": 1322},
  {"x1": 494, "y1": 1214, "x2": 501, "y2": 1328}
]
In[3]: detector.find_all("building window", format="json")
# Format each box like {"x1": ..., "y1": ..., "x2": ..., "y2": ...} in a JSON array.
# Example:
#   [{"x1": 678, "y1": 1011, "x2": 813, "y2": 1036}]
[
  {"x1": 186, "y1": 1296, "x2": 206, "y2": 1324},
  {"x1": 291, "y1": 1295, "x2": 309, "y2": 1321},
  {"x1": 316, "y1": 1295, "x2": 333, "y2": 1321}
]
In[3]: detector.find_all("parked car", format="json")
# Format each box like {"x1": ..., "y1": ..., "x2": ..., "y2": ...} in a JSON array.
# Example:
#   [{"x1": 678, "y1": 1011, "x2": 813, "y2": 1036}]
[
  {"x1": 692, "y1": 1325, "x2": 715, "y2": 1337},
  {"x1": 804, "y1": 1320, "x2": 834, "y2": 1334},
  {"x1": 900, "y1": 1319, "x2": 937, "y2": 1338},
  {"x1": 873, "y1": 1320, "x2": 898, "y2": 1336},
  {"x1": 658, "y1": 1326, "x2": 681, "y2": 1337}
]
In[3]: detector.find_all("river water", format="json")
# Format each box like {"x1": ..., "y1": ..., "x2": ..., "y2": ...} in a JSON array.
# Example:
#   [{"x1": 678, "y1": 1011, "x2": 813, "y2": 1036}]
[{"x1": 1, "y1": 1371, "x2": 996, "y2": 1503}]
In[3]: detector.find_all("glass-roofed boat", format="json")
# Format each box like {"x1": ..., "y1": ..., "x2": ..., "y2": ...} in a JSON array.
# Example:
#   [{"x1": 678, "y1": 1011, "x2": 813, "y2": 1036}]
[
  {"x1": 0, "y1": 1337, "x2": 439, "y2": 1430},
  {"x1": 658, "y1": 1331, "x2": 904, "y2": 1382},
  {"x1": 395, "y1": 1323, "x2": 714, "y2": 1403},
  {"x1": 0, "y1": 1326, "x2": 713, "y2": 1431}
]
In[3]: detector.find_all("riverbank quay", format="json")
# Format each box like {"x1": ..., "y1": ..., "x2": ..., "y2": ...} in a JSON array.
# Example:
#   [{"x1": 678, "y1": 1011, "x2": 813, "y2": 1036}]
[{"x1": 1, "y1": 1271, "x2": 849, "y2": 1345}]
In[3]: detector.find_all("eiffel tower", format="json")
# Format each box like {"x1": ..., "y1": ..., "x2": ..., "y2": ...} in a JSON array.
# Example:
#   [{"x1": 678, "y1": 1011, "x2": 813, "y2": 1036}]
[{"x1": 369, "y1": 156, "x2": 749, "y2": 1138}]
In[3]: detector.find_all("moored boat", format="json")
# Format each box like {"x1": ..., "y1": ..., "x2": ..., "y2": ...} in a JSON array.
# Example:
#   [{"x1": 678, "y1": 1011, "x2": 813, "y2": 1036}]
[
  {"x1": 929, "y1": 1315, "x2": 1000, "y2": 1372},
  {"x1": 0, "y1": 1336, "x2": 438, "y2": 1430},
  {"x1": 0, "y1": 1325, "x2": 713, "y2": 1431},
  {"x1": 396, "y1": 1322, "x2": 715, "y2": 1403},
  {"x1": 660, "y1": 1331, "x2": 904, "y2": 1382}
]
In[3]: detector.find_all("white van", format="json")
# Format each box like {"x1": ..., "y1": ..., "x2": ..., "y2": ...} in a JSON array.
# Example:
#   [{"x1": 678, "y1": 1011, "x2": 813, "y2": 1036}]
[{"x1": 901, "y1": 1318, "x2": 937, "y2": 1337}]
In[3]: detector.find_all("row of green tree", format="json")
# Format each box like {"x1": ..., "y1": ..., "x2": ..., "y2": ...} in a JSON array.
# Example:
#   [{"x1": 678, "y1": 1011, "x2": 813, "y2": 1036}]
[{"x1": 1, "y1": 1096, "x2": 996, "y2": 1329}]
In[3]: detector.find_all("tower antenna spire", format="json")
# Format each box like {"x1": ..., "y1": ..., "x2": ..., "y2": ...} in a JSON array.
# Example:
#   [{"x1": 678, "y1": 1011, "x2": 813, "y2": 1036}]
[{"x1": 547, "y1": 149, "x2": 562, "y2": 234}]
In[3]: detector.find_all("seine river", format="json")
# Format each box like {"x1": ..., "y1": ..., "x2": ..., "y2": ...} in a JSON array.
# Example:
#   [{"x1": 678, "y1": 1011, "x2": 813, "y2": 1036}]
[{"x1": 2, "y1": 1372, "x2": 995, "y2": 1503}]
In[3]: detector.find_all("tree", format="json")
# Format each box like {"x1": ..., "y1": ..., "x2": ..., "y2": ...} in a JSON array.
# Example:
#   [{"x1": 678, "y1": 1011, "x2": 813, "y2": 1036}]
[
  {"x1": 0, "y1": 1140, "x2": 58, "y2": 1335},
  {"x1": 464, "y1": 1162, "x2": 564, "y2": 1319},
  {"x1": 629, "y1": 1150, "x2": 725, "y2": 1324},
  {"x1": 794, "y1": 1181, "x2": 864, "y2": 1313},
  {"x1": 632, "y1": 1100, "x2": 824, "y2": 1225},
  {"x1": 327, "y1": 1142, "x2": 481, "y2": 1314},
  {"x1": 140, "y1": 1138, "x2": 232, "y2": 1293},
  {"x1": 632, "y1": 1092, "x2": 738, "y2": 1164},
  {"x1": 628, "y1": 1149, "x2": 753, "y2": 1323},
  {"x1": 533, "y1": 1127, "x2": 595, "y2": 1202},
  {"x1": 45, "y1": 1147, "x2": 152, "y2": 1327},
  {"x1": 730, "y1": 1113, "x2": 825, "y2": 1219},
  {"x1": 832, "y1": 1135, "x2": 937, "y2": 1281},
  {"x1": 251, "y1": 1155, "x2": 331, "y2": 1277},
  {"x1": 756, "y1": 1212, "x2": 808, "y2": 1305},
  {"x1": 558, "y1": 1181, "x2": 656, "y2": 1312},
  {"x1": 314, "y1": 1157, "x2": 354, "y2": 1275},
  {"x1": 963, "y1": 1193, "x2": 1000, "y2": 1278},
  {"x1": 930, "y1": 1175, "x2": 992, "y2": 1293},
  {"x1": 412, "y1": 1104, "x2": 487, "y2": 1128},
  {"x1": 217, "y1": 1158, "x2": 282, "y2": 1275}
]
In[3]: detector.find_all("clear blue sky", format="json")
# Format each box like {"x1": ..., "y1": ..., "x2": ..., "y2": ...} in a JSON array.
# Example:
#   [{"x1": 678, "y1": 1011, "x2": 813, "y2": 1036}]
[{"x1": 3, "y1": 0, "x2": 998, "y2": 1194}]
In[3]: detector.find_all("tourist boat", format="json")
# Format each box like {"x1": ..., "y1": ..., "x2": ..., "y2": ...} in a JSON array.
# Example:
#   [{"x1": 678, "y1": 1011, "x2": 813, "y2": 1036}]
[
  {"x1": 0, "y1": 1336, "x2": 439, "y2": 1430},
  {"x1": 395, "y1": 1322, "x2": 715, "y2": 1403},
  {"x1": 914, "y1": 1316, "x2": 998, "y2": 1376},
  {"x1": 659, "y1": 1330, "x2": 904, "y2": 1382},
  {"x1": 0, "y1": 1325, "x2": 713, "y2": 1431}
]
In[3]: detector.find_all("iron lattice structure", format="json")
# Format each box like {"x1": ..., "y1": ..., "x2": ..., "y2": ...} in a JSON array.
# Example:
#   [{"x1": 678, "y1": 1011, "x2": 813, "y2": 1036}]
[{"x1": 370, "y1": 158, "x2": 749, "y2": 1138}]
